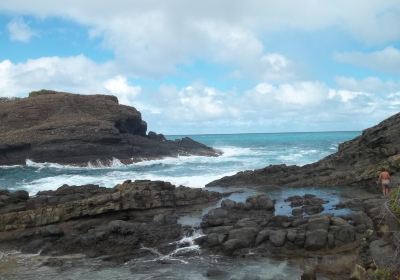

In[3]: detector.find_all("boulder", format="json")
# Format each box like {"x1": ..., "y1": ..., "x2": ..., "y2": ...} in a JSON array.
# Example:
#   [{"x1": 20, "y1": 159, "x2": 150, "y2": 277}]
[
  {"x1": 307, "y1": 216, "x2": 330, "y2": 231},
  {"x1": 369, "y1": 239, "x2": 396, "y2": 267},
  {"x1": 245, "y1": 194, "x2": 275, "y2": 210},
  {"x1": 305, "y1": 229, "x2": 328, "y2": 250},
  {"x1": 223, "y1": 239, "x2": 248, "y2": 254},
  {"x1": 228, "y1": 227, "x2": 258, "y2": 247},
  {"x1": 269, "y1": 229, "x2": 287, "y2": 247},
  {"x1": 206, "y1": 233, "x2": 226, "y2": 247},
  {"x1": 255, "y1": 229, "x2": 270, "y2": 246},
  {"x1": 330, "y1": 216, "x2": 349, "y2": 226},
  {"x1": 202, "y1": 208, "x2": 229, "y2": 227},
  {"x1": 287, "y1": 228, "x2": 306, "y2": 247},
  {"x1": 332, "y1": 225, "x2": 356, "y2": 245}
]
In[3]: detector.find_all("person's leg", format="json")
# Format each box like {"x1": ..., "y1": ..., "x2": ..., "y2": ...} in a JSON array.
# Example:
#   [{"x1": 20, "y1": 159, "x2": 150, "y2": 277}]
[{"x1": 382, "y1": 184, "x2": 386, "y2": 195}]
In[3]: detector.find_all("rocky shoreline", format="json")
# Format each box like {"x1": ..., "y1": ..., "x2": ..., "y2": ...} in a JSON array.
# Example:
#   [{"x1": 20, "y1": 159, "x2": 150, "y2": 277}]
[
  {"x1": 200, "y1": 192, "x2": 398, "y2": 278},
  {"x1": 0, "y1": 180, "x2": 398, "y2": 279},
  {"x1": 0, "y1": 90, "x2": 220, "y2": 166},
  {"x1": 0, "y1": 180, "x2": 221, "y2": 261},
  {"x1": 207, "y1": 112, "x2": 400, "y2": 190}
]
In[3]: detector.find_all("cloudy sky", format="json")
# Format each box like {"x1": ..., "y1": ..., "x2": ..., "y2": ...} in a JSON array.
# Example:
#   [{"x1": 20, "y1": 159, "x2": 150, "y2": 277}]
[{"x1": 0, "y1": 1, "x2": 399, "y2": 134}]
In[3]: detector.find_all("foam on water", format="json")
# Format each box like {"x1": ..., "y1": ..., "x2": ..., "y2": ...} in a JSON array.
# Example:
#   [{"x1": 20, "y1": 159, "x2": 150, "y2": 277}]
[{"x1": 0, "y1": 131, "x2": 360, "y2": 193}]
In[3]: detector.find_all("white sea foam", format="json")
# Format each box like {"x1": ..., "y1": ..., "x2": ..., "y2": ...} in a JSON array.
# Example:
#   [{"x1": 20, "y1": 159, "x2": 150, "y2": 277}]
[
  {"x1": 0, "y1": 164, "x2": 23, "y2": 169},
  {"x1": 9, "y1": 146, "x2": 263, "y2": 172},
  {"x1": 21, "y1": 169, "x2": 238, "y2": 195},
  {"x1": 3, "y1": 139, "x2": 342, "y2": 195}
]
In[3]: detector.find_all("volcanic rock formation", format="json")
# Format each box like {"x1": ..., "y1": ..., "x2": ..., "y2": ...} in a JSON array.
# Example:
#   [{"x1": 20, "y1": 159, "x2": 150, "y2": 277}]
[
  {"x1": 0, "y1": 90, "x2": 220, "y2": 165},
  {"x1": 0, "y1": 180, "x2": 222, "y2": 260}
]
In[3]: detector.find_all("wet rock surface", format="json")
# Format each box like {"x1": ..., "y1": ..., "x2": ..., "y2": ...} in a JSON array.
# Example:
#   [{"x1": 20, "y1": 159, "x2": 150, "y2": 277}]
[
  {"x1": 285, "y1": 194, "x2": 326, "y2": 216},
  {"x1": 0, "y1": 90, "x2": 220, "y2": 166},
  {"x1": 0, "y1": 183, "x2": 398, "y2": 279},
  {"x1": 0, "y1": 180, "x2": 221, "y2": 261},
  {"x1": 207, "y1": 111, "x2": 400, "y2": 189},
  {"x1": 200, "y1": 193, "x2": 393, "y2": 265}
]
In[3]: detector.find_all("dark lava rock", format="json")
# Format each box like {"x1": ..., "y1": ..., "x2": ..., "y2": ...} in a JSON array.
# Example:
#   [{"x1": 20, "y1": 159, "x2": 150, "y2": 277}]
[
  {"x1": 0, "y1": 90, "x2": 220, "y2": 165},
  {"x1": 207, "y1": 111, "x2": 400, "y2": 189},
  {"x1": 304, "y1": 229, "x2": 328, "y2": 250},
  {"x1": 285, "y1": 194, "x2": 325, "y2": 216},
  {"x1": 200, "y1": 194, "x2": 392, "y2": 265},
  {"x1": 0, "y1": 180, "x2": 222, "y2": 260}
]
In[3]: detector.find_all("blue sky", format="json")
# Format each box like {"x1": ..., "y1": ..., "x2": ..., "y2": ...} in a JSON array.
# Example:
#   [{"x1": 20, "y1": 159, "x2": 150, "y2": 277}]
[{"x1": 0, "y1": 1, "x2": 399, "y2": 134}]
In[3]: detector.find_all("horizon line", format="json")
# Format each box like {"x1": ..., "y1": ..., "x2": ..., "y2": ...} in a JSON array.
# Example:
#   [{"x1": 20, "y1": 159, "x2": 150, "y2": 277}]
[{"x1": 166, "y1": 130, "x2": 361, "y2": 137}]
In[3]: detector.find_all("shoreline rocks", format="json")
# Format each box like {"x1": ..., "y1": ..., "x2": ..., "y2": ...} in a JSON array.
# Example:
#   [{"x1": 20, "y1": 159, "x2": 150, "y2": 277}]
[
  {"x1": 0, "y1": 182, "x2": 397, "y2": 278},
  {"x1": 207, "y1": 111, "x2": 400, "y2": 189},
  {"x1": 199, "y1": 193, "x2": 399, "y2": 278},
  {"x1": 0, "y1": 90, "x2": 221, "y2": 166},
  {"x1": 0, "y1": 180, "x2": 222, "y2": 260}
]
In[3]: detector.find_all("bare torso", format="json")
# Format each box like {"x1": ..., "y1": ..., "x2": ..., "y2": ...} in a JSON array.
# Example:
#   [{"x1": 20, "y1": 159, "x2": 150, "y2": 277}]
[{"x1": 379, "y1": 171, "x2": 391, "y2": 181}]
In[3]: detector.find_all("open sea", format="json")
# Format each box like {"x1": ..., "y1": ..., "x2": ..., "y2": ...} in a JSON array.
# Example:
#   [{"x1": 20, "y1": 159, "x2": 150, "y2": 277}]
[{"x1": 0, "y1": 131, "x2": 360, "y2": 194}]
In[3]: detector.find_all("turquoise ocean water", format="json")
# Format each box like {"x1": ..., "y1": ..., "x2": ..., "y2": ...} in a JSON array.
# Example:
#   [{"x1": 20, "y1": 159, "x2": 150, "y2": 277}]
[{"x1": 0, "y1": 131, "x2": 360, "y2": 194}]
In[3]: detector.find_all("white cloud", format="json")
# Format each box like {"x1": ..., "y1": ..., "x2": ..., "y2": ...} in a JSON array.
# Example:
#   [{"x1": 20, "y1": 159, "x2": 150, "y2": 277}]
[
  {"x1": 1, "y1": 1, "x2": 399, "y2": 77},
  {"x1": 0, "y1": 56, "x2": 142, "y2": 107},
  {"x1": 156, "y1": 83, "x2": 238, "y2": 121},
  {"x1": 7, "y1": 17, "x2": 36, "y2": 43},
  {"x1": 328, "y1": 89, "x2": 367, "y2": 103},
  {"x1": 334, "y1": 46, "x2": 400, "y2": 74},
  {"x1": 335, "y1": 76, "x2": 400, "y2": 94},
  {"x1": 246, "y1": 81, "x2": 328, "y2": 107},
  {"x1": 103, "y1": 75, "x2": 141, "y2": 105}
]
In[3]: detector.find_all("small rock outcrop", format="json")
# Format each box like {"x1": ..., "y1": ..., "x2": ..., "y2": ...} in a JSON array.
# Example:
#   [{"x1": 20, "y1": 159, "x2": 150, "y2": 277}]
[
  {"x1": 208, "y1": 112, "x2": 400, "y2": 189},
  {"x1": 0, "y1": 90, "x2": 220, "y2": 165},
  {"x1": 285, "y1": 194, "x2": 326, "y2": 216}
]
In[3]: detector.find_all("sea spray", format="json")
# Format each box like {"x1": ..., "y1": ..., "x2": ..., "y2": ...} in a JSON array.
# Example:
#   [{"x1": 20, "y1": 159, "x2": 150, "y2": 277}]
[{"x1": 1, "y1": 132, "x2": 359, "y2": 193}]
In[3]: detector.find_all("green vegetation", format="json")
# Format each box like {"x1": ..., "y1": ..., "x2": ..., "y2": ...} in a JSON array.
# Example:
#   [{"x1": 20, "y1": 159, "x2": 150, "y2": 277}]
[
  {"x1": 29, "y1": 89, "x2": 59, "y2": 97},
  {"x1": 389, "y1": 187, "x2": 400, "y2": 219},
  {"x1": 372, "y1": 267, "x2": 396, "y2": 280}
]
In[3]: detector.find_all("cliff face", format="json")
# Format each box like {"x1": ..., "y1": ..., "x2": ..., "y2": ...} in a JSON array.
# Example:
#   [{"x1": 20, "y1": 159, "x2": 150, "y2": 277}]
[
  {"x1": 208, "y1": 112, "x2": 400, "y2": 189},
  {"x1": 0, "y1": 90, "x2": 220, "y2": 165}
]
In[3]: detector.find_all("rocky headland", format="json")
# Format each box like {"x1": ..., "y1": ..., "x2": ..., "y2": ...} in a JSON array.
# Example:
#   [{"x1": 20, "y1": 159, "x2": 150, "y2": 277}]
[
  {"x1": 208, "y1": 112, "x2": 400, "y2": 190},
  {"x1": 0, "y1": 90, "x2": 220, "y2": 166}
]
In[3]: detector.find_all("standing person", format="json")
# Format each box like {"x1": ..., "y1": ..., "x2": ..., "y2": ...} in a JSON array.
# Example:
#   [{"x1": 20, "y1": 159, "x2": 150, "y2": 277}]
[{"x1": 378, "y1": 167, "x2": 391, "y2": 196}]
